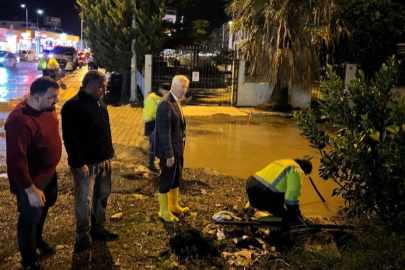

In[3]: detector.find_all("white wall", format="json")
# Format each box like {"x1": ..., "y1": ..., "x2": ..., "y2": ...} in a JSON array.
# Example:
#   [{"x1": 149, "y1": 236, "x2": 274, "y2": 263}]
[
  {"x1": 236, "y1": 60, "x2": 271, "y2": 106},
  {"x1": 236, "y1": 82, "x2": 273, "y2": 106},
  {"x1": 289, "y1": 86, "x2": 311, "y2": 109},
  {"x1": 236, "y1": 60, "x2": 311, "y2": 108}
]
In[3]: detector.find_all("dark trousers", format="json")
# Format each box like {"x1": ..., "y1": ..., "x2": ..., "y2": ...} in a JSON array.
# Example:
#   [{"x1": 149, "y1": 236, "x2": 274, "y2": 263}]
[
  {"x1": 148, "y1": 133, "x2": 155, "y2": 166},
  {"x1": 158, "y1": 156, "x2": 183, "y2": 193},
  {"x1": 15, "y1": 173, "x2": 57, "y2": 267},
  {"x1": 42, "y1": 69, "x2": 56, "y2": 80},
  {"x1": 246, "y1": 175, "x2": 286, "y2": 217}
]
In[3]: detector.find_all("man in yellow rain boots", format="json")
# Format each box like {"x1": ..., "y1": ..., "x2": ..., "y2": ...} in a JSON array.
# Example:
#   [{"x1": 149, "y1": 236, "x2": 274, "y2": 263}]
[{"x1": 155, "y1": 75, "x2": 190, "y2": 222}]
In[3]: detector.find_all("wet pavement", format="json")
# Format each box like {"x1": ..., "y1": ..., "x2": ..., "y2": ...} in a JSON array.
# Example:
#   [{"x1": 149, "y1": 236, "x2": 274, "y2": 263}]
[
  {"x1": 0, "y1": 66, "x2": 344, "y2": 219},
  {"x1": 0, "y1": 61, "x2": 41, "y2": 102}
]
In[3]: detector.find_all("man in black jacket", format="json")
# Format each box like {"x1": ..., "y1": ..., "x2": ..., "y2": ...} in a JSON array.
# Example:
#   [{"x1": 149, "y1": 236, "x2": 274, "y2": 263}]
[
  {"x1": 154, "y1": 75, "x2": 190, "y2": 222},
  {"x1": 61, "y1": 70, "x2": 117, "y2": 251}
]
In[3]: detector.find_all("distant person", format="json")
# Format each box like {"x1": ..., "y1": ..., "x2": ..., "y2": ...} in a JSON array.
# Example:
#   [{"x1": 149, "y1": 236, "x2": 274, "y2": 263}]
[
  {"x1": 87, "y1": 54, "x2": 98, "y2": 70},
  {"x1": 154, "y1": 75, "x2": 190, "y2": 222},
  {"x1": 37, "y1": 51, "x2": 60, "y2": 80},
  {"x1": 61, "y1": 70, "x2": 117, "y2": 251},
  {"x1": 246, "y1": 159, "x2": 313, "y2": 224},
  {"x1": 5, "y1": 77, "x2": 61, "y2": 270},
  {"x1": 143, "y1": 83, "x2": 171, "y2": 172},
  {"x1": 87, "y1": 61, "x2": 98, "y2": 70}
]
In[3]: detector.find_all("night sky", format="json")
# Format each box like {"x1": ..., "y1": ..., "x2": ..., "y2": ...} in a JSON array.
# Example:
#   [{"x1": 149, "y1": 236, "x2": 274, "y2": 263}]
[
  {"x1": 0, "y1": 0, "x2": 229, "y2": 36},
  {"x1": 0, "y1": 0, "x2": 80, "y2": 35}
]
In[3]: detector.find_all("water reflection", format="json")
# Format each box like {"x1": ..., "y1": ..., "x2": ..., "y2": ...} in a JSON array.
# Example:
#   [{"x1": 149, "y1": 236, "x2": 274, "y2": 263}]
[
  {"x1": 0, "y1": 63, "x2": 41, "y2": 102},
  {"x1": 185, "y1": 122, "x2": 344, "y2": 218}
]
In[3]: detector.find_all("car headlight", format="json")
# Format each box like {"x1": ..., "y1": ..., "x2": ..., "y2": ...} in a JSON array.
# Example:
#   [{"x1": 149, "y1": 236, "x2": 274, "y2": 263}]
[{"x1": 0, "y1": 57, "x2": 4, "y2": 62}]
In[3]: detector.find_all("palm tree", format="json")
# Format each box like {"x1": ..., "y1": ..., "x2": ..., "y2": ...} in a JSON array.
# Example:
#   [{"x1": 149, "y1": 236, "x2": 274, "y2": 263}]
[{"x1": 226, "y1": 0, "x2": 344, "y2": 110}]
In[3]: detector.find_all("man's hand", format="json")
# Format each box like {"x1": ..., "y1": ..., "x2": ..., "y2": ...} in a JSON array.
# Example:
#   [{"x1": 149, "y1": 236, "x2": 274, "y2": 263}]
[
  {"x1": 104, "y1": 159, "x2": 111, "y2": 172},
  {"x1": 75, "y1": 165, "x2": 89, "y2": 179},
  {"x1": 25, "y1": 185, "x2": 46, "y2": 208},
  {"x1": 166, "y1": 157, "x2": 175, "y2": 167}
]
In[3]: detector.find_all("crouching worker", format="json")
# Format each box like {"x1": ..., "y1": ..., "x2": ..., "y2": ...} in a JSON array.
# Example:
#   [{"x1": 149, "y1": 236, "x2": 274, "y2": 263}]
[{"x1": 246, "y1": 159, "x2": 312, "y2": 225}]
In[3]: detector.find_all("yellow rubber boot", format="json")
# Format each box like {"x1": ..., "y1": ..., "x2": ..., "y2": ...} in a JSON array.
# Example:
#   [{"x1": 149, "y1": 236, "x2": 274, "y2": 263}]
[
  {"x1": 158, "y1": 193, "x2": 178, "y2": 222},
  {"x1": 168, "y1": 188, "x2": 189, "y2": 215}
]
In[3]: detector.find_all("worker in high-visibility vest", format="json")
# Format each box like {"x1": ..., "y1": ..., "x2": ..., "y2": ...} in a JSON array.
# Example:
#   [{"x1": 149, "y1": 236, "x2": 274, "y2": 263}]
[
  {"x1": 143, "y1": 83, "x2": 171, "y2": 171},
  {"x1": 37, "y1": 51, "x2": 60, "y2": 80},
  {"x1": 246, "y1": 158, "x2": 313, "y2": 224}
]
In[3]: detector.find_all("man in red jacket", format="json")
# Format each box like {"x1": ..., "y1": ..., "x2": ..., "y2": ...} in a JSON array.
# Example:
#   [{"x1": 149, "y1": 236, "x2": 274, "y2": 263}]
[{"x1": 5, "y1": 76, "x2": 62, "y2": 270}]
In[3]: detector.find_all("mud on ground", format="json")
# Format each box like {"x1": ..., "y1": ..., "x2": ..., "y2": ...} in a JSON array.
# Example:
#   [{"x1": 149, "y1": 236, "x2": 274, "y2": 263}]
[{"x1": 0, "y1": 116, "x2": 350, "y2": 270}]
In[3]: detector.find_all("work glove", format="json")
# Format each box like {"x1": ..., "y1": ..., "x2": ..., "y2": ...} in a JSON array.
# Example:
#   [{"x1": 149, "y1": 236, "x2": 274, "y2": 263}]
[{"x1": 286, "y1": 204, "x2": 305, "y2": 225}]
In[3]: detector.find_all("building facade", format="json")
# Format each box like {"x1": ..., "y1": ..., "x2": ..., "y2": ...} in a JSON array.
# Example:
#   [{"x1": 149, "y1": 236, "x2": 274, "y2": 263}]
[{"x1": 0, "y1": 20, "x2": 79, "y2": 54}]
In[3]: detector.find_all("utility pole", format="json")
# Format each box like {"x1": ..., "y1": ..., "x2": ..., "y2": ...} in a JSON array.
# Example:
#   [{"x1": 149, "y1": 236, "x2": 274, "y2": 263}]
[
  {"x1": 80, "y1": 19, "x2": 83, "y2": 50},
  {"x1": 37, "y1": 9, "x2": 43, "y2": 30},
  {"x1": 129, "y1": 15, "x2": 137, "y2": 102},
  {"x1": 21, "y1": 4, "x2": 28, "y2": 32}
]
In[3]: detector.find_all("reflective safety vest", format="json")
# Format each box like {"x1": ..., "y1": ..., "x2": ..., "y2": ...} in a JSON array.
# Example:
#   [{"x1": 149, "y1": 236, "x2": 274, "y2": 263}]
[
  {"x1": 37, "y1": 58, "x2": 59, "y2": 70},
  {"x1": 253, "y1": 159, "x2": 305, "y2": 206},
  {"x1": 143, "y1": 92, "x2": 161, "y2": 122}
]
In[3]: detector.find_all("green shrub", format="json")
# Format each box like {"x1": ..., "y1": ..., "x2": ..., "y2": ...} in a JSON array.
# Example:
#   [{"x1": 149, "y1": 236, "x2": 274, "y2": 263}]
[{"x1": 294, "y1": 56, "x2": 405, "y2": 232}]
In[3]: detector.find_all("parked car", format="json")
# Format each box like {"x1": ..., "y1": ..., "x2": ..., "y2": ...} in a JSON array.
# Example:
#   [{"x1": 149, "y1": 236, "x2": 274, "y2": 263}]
[
  {"x1": 16, "y1": 50, "x2": 30, "y2": 61},
  {"x1": 78, "y1": 51, "x2": 88, "y2": 67},
  {"x1": 51, "y1": 46, "x2": 79, "y2": 70},
  {"x1": 0, "y1": 51, "x2": 20, "y2": 67}
]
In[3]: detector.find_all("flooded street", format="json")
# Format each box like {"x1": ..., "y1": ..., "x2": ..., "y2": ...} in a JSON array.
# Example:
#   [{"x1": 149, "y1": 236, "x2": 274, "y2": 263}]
[
  {"x1": 0, "y1": 62, "x2": 41, "y2": 102},
  {"x1": 185, "y1": 119, "x2": 344, "y2": 218}
]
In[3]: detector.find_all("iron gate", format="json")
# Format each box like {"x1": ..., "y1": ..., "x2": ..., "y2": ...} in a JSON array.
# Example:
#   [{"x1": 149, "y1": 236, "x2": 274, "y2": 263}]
[{"x1": 152, "y1": 49, "x2": 237, "y2": 105}]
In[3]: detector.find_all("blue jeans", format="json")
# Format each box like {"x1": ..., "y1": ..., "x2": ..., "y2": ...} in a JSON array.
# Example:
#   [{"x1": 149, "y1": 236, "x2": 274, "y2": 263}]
[
  {"x1": 73, "y1": 160, "x2": 111, "y2": 241},
  {"x1": 15, "y1": 173, "x2": 57, "y2": 267}
]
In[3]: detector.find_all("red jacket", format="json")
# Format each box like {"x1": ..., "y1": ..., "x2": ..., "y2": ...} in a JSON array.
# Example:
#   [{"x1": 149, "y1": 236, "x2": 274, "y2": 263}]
[{"x1": 5, "y1": 100, "x2": 62, "y2": 192}]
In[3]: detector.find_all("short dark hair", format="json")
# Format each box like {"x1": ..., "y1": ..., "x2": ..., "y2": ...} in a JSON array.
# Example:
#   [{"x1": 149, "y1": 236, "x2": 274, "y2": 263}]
[
  {"x1": 30, "y1": 76, "x2": 59, "y2": 95},
  {"x1": 82, "y1": 70, "x2": 106, "y2": 88},
  {"x1": 159, "y1": 83, "x2": 171, "y2": 91},
  {"x1": 152, "y1": 83, "x2": 171, "y2": 94},
  {"x1": 294, "y1": 159, "x2": 313, "y2": 175}
]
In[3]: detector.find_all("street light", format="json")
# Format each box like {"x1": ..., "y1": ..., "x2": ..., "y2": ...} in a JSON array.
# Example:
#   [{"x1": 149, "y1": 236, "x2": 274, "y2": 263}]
[
  {"x1": 21, "y1": 4, "x2": 28, "y2": 32},
  {"x1": 37, "y1": 9, "x2": 43, "y2": 30}
]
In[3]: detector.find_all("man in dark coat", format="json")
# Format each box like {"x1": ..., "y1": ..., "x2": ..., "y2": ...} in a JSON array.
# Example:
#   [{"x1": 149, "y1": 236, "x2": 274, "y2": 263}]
[
  {"x1": 154, "y1": 75, "x2": 190, "y2": 222},
  {"x1": 61, "y1": 70, "x2": 117, "y2": 251}
]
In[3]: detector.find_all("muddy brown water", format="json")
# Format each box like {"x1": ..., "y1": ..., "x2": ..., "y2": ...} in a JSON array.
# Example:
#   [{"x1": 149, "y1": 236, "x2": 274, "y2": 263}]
[{"x1": 185, "y1": 121, "x2": 344, "y2": 218}]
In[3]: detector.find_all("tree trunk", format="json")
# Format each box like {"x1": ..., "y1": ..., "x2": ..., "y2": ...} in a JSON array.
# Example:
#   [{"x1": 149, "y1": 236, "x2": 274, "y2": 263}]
[
  {"x1": 269, "y1": 82, "x2": 291, "y2": 112},
  {"x1": 120, "y1": 72, "x2": 131, "y2": 104}
]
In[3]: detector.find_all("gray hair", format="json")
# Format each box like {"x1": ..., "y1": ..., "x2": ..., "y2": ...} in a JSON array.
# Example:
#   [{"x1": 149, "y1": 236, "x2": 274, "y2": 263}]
[
  {"x1": 172, "y1": 75, "x2": 189, "y2": 86},
  {"x1": 82, "y1": 70, "x2": 106, "y2": 88}
]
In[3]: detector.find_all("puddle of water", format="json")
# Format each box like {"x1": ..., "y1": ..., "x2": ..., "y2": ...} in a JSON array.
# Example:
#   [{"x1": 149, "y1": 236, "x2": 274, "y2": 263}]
[{"x1": 185, "y1": 122, "x2": 344, "y2": 218}]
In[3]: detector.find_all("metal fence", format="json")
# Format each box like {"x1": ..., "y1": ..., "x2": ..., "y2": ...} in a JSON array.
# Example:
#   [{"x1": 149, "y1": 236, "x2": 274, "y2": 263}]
[{"x1": 152, "y1": 51, "x2": 237, "y2": 105}]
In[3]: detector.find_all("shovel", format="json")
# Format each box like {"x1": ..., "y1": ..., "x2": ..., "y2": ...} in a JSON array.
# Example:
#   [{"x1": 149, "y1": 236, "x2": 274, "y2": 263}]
[{"x1": 59, "y1": 79, "x2": 67, "y2": 90}]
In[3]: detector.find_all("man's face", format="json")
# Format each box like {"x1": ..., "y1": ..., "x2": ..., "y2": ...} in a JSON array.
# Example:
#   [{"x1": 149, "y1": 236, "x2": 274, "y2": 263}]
[
  {"x1": 37, "y1": 87, "x2": 59, "y2": 111},
  {"x1": 90, "y1": 78, "x2": 107, "y2": 99},
  {"x1": 172, "y1": 80, "x2": 189, "y2": 99}
]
